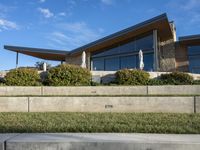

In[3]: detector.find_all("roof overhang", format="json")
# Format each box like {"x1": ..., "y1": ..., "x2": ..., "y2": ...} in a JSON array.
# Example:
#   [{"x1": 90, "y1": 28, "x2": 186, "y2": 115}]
[
  {"x1": 4, "y1": 45, "x2": 68, "y2": 61},
  {"x1": 178, "y1": 34, "x2": 200, "y2": 46},
  {"x1": 70, "y1": 13, "x2": 173, "y2": 56}
]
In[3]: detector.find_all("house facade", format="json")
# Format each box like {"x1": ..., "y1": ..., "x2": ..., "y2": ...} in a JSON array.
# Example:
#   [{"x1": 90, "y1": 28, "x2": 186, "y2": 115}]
[{"x1": 4, "y1": 13, "x2": 200, "y2": 73}]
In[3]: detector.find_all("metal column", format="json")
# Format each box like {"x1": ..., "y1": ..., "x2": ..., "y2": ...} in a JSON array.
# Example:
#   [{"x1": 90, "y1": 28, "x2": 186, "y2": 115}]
[
  {"x1": 16, "y1": 52, "x2": 19, "y2": 69},
  {"x1": 153, "y1": 30, "x2": 158, "y2": 71}
]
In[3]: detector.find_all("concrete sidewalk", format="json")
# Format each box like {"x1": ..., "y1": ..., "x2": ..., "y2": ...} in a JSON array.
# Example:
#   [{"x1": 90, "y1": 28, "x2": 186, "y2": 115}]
[{"x1": 1, "y1": 133, "x2": 200, "y2": 150}]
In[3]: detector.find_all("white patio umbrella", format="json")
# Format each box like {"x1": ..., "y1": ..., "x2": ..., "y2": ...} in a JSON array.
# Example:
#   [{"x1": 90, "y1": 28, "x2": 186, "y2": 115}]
[
  {"x1": 81, "y1": 51, "x2": 86, "y2": 68},
  {"x1": 139, "y1": 50, "x2": 144, "y2": 70}
]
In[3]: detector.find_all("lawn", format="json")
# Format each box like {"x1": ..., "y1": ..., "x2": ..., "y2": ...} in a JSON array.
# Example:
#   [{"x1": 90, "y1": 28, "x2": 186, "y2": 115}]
[{"x1": 0, "y1": 112, "x2": 200, "y2": 133}]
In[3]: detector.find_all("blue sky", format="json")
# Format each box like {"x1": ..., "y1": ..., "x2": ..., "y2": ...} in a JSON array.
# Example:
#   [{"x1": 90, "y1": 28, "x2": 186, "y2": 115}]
[{"x1": 0, "y1": 0, "x2": 200, "y2": 70}]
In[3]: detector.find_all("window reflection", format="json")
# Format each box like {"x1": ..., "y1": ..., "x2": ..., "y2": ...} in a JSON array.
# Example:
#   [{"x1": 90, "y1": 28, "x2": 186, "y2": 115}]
[
  {"x1": 92, "y1": 33, "x2": 154, "y2": 71},
  {"x1": 105, "y1": 57, "x2": 120, "y2": 71},
  {"x1": 188, "y1": 46, "x2": 200, "y2": 73},
  {"x1": 93, "y1": 58, "x2": 104, "y2": 71},
  {"x1": 121, "y1": 55, "x2": 137, "y2": 69}
]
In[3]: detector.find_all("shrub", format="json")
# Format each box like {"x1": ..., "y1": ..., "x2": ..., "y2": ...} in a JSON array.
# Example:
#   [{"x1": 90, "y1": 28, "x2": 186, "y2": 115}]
[
  {"x1": 115, "y1": 69, "x2": 150, "y2": 85},
  {"x1": 46, "y1": 64, "x2": 91, "y2": 86},
  {"x1": 193, "y1": 80, "x2": 200, "y2": 85},
  {"x1": 160, "y1": 72, "x2": 193, "y2": 85},
  {"x1": 147, "y1": 79, "x2": 165, "y2": 85},
  {"x1": 5, "y1": 68, "x2": 41, "y2": 86},
  {"x1": 91, "y1": 81, "x2": 101, "y2": 86}
]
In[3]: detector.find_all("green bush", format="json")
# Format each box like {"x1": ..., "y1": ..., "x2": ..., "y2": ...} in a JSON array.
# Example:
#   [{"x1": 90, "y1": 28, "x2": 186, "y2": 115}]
[
  {"x1": 115, "y1": 69, "x2": 150, "y2": 85},
  {"x1": 160, "y1": 72, "x2": 193, "y2": 85},
  {"x1": 193, "y1": 80, "x2": 200, "y2": 85},
  {"x1": 5, "y1": 68, "x2": 41, "y2": 86},
  {"x1": 46, "y1": 64, "x2": 91, "y2": 86},
  {"x1": 147, "y1": 79, "x2": 165, "y2": 85}
]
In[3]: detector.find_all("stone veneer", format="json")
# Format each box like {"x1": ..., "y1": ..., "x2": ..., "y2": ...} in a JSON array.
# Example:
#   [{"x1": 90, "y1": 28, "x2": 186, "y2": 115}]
[
  {"x1": 159, "y1": 39, "x2": 176, "y2": 72},
  {"x1": 65, "y1": 52, "x2": 91, "y2": 69}
]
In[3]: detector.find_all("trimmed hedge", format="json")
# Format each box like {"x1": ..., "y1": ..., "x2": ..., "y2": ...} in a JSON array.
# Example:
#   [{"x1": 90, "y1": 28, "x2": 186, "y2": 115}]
[
  {"x1": 160, "y1": 72, "x2": 193, "y2": 85},
  {"x1": 115, "y1": 69, "x2": 150, "y2": 85},
  {"x1": 46, "y1": 64, "x2": 91, "y2": 86},
  {"x1": 147, "y1": 79, "x2": 165, "y2": 85},
  {"x1": 0, "y1": 112, "x2": 200, "y2": 133},
  {"x1": 5, "y1": 68, "x2": 41, "y2": 86},
  {"x1": 193, "y1": 80, "x2": 200, "y2": 85}
]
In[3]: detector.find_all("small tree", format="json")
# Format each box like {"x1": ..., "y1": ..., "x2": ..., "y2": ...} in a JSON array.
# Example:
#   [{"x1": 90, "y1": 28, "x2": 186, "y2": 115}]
[{"x1": 35, "y1": 61, "x2": 51, "y2": 70}]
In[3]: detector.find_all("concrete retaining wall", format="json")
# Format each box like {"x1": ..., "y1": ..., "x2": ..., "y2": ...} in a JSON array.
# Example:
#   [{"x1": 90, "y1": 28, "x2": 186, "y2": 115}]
[
  {"x1": 0, "y1": 87, "x2": 41, "y2": 96},
  {"x1": 148, "y1": 85, "x2": 200, "y2": 95},
  {"x1": 29, "y1": 96, "x2": 194, "y2": 113},
  {"x1": 0, "y1": 96, "x2": 198, "y2": 113},
  {"x1": 42, "y1": 86, "x2": 147, "y2": 95},
  {"x1": 196, "y1": 96, "x2": 200, "y2": 113},
  {"x1": 0, "y1": 97, "x2": 28, "y2": 112},
  {"x1": 0, "y1": 86, "x2": 199, "y2": 113},
  {"x1": 0, "y1": 85, "x2": 199, "y2": 96}
]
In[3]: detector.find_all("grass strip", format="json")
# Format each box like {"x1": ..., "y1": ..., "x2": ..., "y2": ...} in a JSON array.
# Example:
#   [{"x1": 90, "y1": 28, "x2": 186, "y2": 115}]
[{"x1": 0, "y1": 112, "x2": 200, "y2": 134}]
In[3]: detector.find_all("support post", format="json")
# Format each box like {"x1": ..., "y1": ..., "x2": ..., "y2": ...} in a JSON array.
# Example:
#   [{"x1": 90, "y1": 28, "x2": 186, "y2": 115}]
[
  {"x1": 16, "y1": 52, "x2": 19, "y2": 69},
  {"x1": 153, "y1": 30, "x2": 158, "y2": 71}
]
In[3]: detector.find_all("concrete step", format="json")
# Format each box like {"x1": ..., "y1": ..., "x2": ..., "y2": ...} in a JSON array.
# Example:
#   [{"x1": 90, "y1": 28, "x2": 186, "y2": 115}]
[{"x1": 1, "y1": 133, "x2": 200, "y2": 150}]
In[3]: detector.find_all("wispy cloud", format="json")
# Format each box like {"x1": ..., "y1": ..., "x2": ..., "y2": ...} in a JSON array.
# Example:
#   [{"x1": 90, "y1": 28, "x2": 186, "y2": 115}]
[
  {"x1": 180, "y1": 0, "x2": 200, "y2": 10},
  {"x1": 101, "y1": 0, "x2": 114, "y2": 5},
  {"x1": 0, "y1": 18, "x2": 18, "y2": 31},
  {"x1": 39, "y1": 0, "x2": 46, "y2": 3},
  {"x1": 38, "y1": 8, "x2": 54, "y2": 18},
  {"x1": 166, "y1": 0, "x2": 200, "y2": 34},
  {"x1": 58, "y1": 12, "x2": 66, "y2": 17},
  {"x1": 0, "y1": 3, "x2": 16, "y2": 18},
  {"x1": 47, "y1": 22, "x2": 103, "y2": 49}
]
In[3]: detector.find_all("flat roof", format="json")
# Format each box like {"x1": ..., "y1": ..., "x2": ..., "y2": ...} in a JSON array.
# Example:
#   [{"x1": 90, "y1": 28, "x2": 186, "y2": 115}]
[
  {"x1": 4, "y1": 45, "x2": 68, "y2": 61},
  {"x1": 179, "y1": 34, "x2": 200, "y2": 45}
]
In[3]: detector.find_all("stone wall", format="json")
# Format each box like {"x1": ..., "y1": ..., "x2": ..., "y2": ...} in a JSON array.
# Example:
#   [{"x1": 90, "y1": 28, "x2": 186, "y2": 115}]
[
  {"x1": 65, "y1": 52, "x2": 91, "y2": 69},
  {"x1": 159, "y1": 39, "x2": 176, "y2": 72},
  {"x1": 65, "y1": 54, "x2": 82, "y2": 66},
  {"x1": 175, "y1": 43, "x2": 189, "y2": 72}
]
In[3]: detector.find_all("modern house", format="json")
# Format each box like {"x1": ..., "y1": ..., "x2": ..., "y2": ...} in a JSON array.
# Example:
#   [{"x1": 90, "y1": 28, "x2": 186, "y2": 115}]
[{"x1": 4, "y1": 13, "x2": 200, "y2": 73}]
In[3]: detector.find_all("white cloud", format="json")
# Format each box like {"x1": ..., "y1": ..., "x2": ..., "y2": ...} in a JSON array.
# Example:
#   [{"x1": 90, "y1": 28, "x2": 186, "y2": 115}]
[
  {"x1": 47, "y1": 22, "x2": 103, "y2": 49},
  {"x1": 168, "y1": 0, "x2": 200, "y2": 11},
  {"x1": 180, "y1": 0, "x2": 200, "y2": 10},
  {"x1": 39, "y1": 0, "x2": 46, "y2": 3},
  {"x1": 0, "y1": 18, "x2": 18, "y2": 31},
  {"x1": 58, "y1": 12, "x2": 66, "y2": 16},
  {"x1": 101, "y1": 0, "x2": 114, "y2": 5},
  {"x1": 167, "y1": 0, "x2": 200, "y2": 26},
  {"x1": 38, "y1": 8, "x2": 54, "y2": 18}
]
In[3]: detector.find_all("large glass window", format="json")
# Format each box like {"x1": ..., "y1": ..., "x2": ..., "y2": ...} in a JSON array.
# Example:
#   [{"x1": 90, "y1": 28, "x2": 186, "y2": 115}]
[
  {"x1": 143, "y1": 53, "x2": 154, "y2": 71},
  {"x1": 93, "y1": 58, "x2": 104, "y2": 71},
  {"x1": 136, "y1": 34, "x2": 153, "y2": 50},
  {"x1": 92, "y1": 33, "x2": 154, "y2": 71},
  {"x1": 188, "y1": 46, "x2": 200, "y2": 73},
  {"x1": 120, "y1": 55, "x2": 137, "y2": 69},
  {"x1": 105, "y1": 57, "x2": 120, "y2": 71}
]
